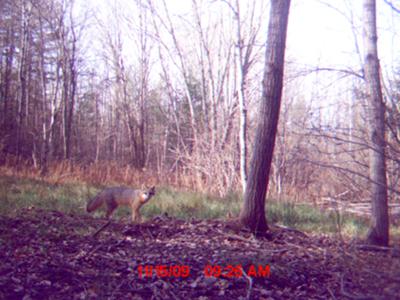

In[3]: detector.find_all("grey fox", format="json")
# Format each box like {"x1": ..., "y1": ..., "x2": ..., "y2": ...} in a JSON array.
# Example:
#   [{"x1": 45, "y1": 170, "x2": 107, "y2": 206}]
[{"x1": 86, "y1": 186, "x2": 156, "y2": 222}]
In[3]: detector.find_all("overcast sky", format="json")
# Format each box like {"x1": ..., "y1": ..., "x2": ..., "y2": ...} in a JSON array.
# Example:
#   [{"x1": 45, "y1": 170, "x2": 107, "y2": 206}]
[
  {"x1": 80, "y1": 0, "x2": 399, "y2": 73},
  {"x1": 77, "y1": 0, "x2": 399, "y2": 123}
]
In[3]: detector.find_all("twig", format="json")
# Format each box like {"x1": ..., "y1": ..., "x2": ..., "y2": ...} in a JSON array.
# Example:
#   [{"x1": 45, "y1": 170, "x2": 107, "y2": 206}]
[
  {"x1": 84, "y1": 244, "x2": 103, "y2": 259},
  {"x1": 384, "y1": 0, "x2": 400, "y2": 14},
  {"x1": 273, "y1": 224, "x2": 308, "y2": 238},
  {"x1": 213, "y1": 228, "x2": 257, "y2": 244},
  {"x1": 146, "y1": 228, "x2": 155, "y2": 240},
  {"x1": 327, "y1": 287, "x2": 337, "y2": 300},
  {"x1": 242, "y1": 266, "x2": 253, "y2": 300},
  {"x1": 92, "y1": 253, "x2": 135, "y2": 263},
  {"x1": 92, "y1": 220, "x2": 111, "y2": 238},
  {"x1": 216, "y1": 228, "x2": 289, "y2": 255},
  {"x1": 115, "y1": 236, "x2": 127, "y2": 247},
  {"x1": 355, "y1": 244, "x2": 391, "y2": 252}
]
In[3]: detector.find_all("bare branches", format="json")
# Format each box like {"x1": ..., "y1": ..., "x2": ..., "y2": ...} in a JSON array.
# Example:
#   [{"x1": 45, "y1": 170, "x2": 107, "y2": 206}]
[
  {"x1": 302, "y1": 157, "x2": 400, "y2": 196},
  {"x1": 295, "y1": 67, "x2": 364, "y2": 80},
  {"x1": 383, "y1": 0, "x2": 400, "y2": 13}
]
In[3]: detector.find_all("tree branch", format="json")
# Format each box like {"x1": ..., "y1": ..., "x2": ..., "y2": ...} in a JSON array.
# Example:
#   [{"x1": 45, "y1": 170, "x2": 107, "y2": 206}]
[{"x1": 383, "y1": 0, "x2": 400, "y2": 13}]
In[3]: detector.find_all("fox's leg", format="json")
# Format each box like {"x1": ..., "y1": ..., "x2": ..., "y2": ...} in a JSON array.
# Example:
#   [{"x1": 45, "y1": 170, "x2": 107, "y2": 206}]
[
  {"x1": 105, "y1": 199, "x2": 118, "y2": 219},
  {"x1": 131, "y1": 206, "x2": 141, "y2": 223}
]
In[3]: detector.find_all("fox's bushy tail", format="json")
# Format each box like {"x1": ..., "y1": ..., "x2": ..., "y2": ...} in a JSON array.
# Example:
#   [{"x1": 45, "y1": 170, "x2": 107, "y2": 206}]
[{"x1": 86, "y1": 194, "x2": 104, "y2": 213}]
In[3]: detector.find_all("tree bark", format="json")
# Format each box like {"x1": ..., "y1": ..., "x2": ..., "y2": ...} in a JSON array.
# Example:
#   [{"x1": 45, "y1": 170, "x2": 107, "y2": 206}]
[
  {"x1": 363, "y1": 0, "x2": 389, "y2": 246},
  {"x1": 239, "y1": 0, "x2": 291, "y2": 234},
  {"x1": 16, "y1": 0, "x2": 30, "y2": 161},
  {"x1": 234, "y1": 0, "x2": 248, "y2": 193}
]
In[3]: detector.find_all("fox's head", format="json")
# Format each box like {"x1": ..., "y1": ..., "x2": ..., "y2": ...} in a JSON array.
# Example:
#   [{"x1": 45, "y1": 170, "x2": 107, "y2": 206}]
[{"x1": 140, "y1": 186, "x2": 156, "y2": 203}]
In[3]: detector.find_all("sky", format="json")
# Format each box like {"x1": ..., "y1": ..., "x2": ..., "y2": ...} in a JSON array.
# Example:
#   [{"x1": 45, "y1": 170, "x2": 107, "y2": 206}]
[
  {"x1": 76, "y1": 0, "x2": 400, "y2": 124},
  {"x1": 77, "y1": 0, "x2": 400, "y2": 74},
  {"x1": 289, "y1": 1, "x2": 399, "y2": 71}
]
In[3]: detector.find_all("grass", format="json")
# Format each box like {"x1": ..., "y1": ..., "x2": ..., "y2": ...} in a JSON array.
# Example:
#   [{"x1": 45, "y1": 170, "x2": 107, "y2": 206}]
[
  {"x1": 143, "y1": 188, "x2": 242, "y2": 220},
  {"x1": 267, "y1": 200, "x2": 369, "y2": 237},
  {"x1": 1, "y1": 174, "x2": 396, "y2": 239},
  {"x1": 0, "y1": 175, "x2": 95, "y2": 216}
]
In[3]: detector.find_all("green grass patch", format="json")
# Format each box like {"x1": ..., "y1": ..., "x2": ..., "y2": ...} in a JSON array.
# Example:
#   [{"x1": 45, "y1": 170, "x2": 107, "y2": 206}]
[
  {"x1": 144, "y1": 190, "x2": 371, "y2": 238},
  {"x1": 267, "y1": 200, "x2": 369, "y2": 236},
  {"x1": 0, "y1": 175, "x2": 94, "y2": 216},
  {"x1": 142, "y1": 187, "x2": 242, "y2": 220},
  {"x1": 1, "y1": 174, "x2": 398, "y2": 240}
]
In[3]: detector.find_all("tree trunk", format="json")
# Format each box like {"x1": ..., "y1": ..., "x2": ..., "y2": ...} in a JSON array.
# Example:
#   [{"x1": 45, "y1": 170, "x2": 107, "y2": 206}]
[
  {"x1": 235, "y1": 0, "x2": 248, "y2": 193},
  {"x1": 239, "y1": 0, "x2": 291, "y2": 234},
  {"x1": 1, "y1": 35, "x2": 16, "y2": 138},
  {"x1": 363, "y1": 0, "x2": 389, "y2": 246}
]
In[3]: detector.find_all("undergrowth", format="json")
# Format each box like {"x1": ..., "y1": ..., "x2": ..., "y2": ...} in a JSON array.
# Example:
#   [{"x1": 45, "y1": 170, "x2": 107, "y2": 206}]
[{"x1": 1, "y1": 174, "x2": 397, "y2": 239}]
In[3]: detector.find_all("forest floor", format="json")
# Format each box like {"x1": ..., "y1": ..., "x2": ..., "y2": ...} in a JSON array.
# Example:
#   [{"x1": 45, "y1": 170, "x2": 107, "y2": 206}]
[{"x1": 0, "y1": 208, "x2": 399, "y2": 300}]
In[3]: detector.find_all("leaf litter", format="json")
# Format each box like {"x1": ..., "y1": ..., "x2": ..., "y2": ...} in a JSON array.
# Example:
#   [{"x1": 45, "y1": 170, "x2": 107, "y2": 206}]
[{"x1": 0, "y1": 208, "x2": 399, "y2": 299}]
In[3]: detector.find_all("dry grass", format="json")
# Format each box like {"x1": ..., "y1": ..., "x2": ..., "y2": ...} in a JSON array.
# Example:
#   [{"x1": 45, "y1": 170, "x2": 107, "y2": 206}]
[
  {"x1": 1, "y1": 160, "x2": 399, "y2": 241},
  {"x1": 1, "y1": 160, "x2": 161, "y2": 189}
]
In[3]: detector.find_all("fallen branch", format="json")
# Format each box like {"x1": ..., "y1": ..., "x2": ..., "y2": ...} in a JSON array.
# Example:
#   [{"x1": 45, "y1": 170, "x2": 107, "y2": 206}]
[
  {"x1": 92, "y1": 220, "x2": 111, "y2": 238},
  {"x1": 242, "y1": 266, "x2": 253, "y2": 300},
  {"x1": 213, "y1": 228, "x2": 256, "y2": 244},
  {"x1": 273, "y1": 224, "x2": 308, "y2": 238},
  {"x1": 356, "y1": 244, "x2": 391, "y2": 252}
]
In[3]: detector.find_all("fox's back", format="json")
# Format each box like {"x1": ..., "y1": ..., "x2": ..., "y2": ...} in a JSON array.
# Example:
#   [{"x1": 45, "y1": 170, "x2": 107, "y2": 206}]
[{"x1": 102, "y1": 187, "x2": 139, "y2": 205}]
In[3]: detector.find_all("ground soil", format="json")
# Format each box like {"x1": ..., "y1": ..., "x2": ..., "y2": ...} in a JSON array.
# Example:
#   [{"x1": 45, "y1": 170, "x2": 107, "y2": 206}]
[{"x1": 0, "y1": 208, "x2": 399, "y2": 299}]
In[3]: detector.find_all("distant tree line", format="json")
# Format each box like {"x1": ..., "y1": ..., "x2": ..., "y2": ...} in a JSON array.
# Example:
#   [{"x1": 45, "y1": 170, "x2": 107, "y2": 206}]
[{"x1": 0, "y1": 0, "x2": 399, "y2": 225}]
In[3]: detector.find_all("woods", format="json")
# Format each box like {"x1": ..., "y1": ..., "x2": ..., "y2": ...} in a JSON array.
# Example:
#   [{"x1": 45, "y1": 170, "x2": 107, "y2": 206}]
[{"x1": 2, "y1": 0, "x2": 400, "y2": 299}]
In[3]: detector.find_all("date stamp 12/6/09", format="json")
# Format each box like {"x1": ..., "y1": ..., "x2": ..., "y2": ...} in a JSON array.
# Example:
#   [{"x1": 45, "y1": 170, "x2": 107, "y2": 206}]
[{"x1": 137, "y1": 264, "x2": 271, "y2": 279}]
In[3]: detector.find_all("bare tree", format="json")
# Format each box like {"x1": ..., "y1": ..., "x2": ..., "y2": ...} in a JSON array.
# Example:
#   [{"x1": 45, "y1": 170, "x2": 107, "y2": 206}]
[
  {"x1": 240, "y1": 0, "x2": 291, "y2": 234},
  {"x1": 16, "y1": 0, "x2": 32, "y2": 163},
  {"x1": 222, "y1": 0, "x2": 263, "y2": 193},
  {"x1": 363, "y1": 0, "x2": 389, "y2": 246},
  {"x1": 62, "y1": 0, "x2": 78, "y2": 161}
]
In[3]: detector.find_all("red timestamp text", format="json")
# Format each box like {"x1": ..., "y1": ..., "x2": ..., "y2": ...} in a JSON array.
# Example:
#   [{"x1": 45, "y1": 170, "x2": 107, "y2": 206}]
[
  {"x1": 137, "y1": 265, "x2": 190, "y2": 278},
  {"x1": 203, "y1": 264, "x2": 271, "y2": 278}
]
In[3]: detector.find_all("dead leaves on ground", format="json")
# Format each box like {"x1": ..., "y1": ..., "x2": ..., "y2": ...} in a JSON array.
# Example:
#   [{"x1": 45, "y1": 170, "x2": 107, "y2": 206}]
[{"x1": 0, "y1": 208, "x2": 399, "y2": 299}]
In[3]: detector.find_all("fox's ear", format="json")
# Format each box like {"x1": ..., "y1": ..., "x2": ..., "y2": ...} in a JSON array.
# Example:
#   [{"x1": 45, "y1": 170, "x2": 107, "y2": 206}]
[{"x1": 149, "y1": 186, "x2": 155, "y2": 195}]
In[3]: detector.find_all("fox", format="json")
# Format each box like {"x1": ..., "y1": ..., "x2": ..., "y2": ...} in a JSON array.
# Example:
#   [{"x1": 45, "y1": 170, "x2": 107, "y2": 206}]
[{"x1": 86, "y1": 186, "x2": 156, "y2": 223}]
